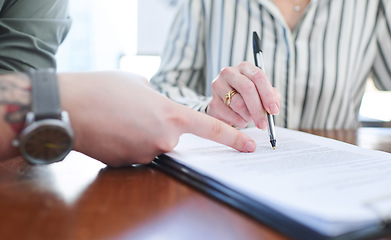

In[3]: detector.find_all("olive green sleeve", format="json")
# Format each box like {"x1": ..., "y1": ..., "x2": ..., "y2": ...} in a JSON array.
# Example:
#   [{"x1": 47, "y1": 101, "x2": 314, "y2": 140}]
[{"x1": 0, "y1": 0, "x2": 72, "y2": 73}]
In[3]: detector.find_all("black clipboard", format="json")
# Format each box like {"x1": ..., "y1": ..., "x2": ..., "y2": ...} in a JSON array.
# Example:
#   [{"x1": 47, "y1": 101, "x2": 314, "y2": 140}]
[{"x1": 151, "y1": 155, "x2": 391, "y2": 240}]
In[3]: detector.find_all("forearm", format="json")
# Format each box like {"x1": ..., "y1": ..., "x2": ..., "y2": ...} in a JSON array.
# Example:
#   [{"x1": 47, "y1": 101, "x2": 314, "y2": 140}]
[{"x1": 0, "y1": 73, "x2": 31, "y2": 160}]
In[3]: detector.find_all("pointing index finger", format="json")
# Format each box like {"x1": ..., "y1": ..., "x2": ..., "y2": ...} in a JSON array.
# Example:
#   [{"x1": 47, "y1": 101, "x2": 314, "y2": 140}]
[{"x1": 179, "y1": 105, "x2": 256, "y2": 153}]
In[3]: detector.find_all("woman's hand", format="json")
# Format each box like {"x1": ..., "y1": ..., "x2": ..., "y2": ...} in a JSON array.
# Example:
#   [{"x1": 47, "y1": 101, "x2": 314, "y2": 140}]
[{"x1": 207, "y1": 61, "x2": 281, "y2": 129}]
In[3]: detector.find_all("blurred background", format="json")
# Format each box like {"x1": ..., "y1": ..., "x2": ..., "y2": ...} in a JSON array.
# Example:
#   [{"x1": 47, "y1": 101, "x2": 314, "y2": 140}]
[
  {"x1": 56, "y1": 0, "x2": 179, "y2": 78},
  {"x1": 56, "y1": 0, "x2": 391, "y2": 126}
]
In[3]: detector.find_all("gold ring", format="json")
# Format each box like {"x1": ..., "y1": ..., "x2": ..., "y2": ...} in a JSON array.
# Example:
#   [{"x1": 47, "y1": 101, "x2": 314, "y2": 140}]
[{"x1": 224, "y1": 89, "x2": 238, "y2": 107}]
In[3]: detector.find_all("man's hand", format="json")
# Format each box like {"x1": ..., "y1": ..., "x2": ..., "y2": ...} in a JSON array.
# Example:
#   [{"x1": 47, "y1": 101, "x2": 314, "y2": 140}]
[{"x1": 58, "y1": 71, "x2": 256, "y2": 166}]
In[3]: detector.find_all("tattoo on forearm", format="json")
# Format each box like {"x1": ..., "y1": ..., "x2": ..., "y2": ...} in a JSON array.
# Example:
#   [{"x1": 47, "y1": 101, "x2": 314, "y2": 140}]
[{"x1": 0, "y1": 74, "x2": 31, "y2": 133}]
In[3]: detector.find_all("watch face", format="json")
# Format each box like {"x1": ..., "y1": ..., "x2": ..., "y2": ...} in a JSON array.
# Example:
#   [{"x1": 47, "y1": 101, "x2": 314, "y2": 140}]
[{"x1": 20, "y1": 119, "x2": 74, "y2": 165}]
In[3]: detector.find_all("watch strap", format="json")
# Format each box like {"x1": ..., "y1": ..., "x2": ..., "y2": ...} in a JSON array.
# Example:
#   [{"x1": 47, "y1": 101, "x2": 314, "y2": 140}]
[{"x1": 28, "y1": 69, "x2": 62, "y2": 120}]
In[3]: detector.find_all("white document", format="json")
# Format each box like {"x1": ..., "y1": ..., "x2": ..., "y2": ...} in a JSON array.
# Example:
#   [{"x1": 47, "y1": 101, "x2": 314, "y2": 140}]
[{"x1": 166, "y1": 127, "x2": 391, "y2": 236}]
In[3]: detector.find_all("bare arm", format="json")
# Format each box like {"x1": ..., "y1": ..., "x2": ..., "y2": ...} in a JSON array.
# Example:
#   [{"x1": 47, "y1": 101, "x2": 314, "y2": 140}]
[{"x1": 0, "y1": 73, "x2": 31, "y2": 160}]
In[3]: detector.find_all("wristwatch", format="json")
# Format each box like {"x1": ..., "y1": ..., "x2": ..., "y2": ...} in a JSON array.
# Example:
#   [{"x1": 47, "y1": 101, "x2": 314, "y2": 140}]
[{"x1": 13, "y1": 69, "x2": 74, "y2": 165}]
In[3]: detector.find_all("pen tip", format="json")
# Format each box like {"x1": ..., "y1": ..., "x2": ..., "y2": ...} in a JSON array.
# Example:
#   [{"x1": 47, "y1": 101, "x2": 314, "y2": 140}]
[{"x1": 270, "y1": 140, "x2": 276, "y2": 150}]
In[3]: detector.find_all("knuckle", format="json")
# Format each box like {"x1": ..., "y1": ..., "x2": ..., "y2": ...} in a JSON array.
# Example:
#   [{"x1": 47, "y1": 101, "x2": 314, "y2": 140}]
[
  {"x1": 210, "y1": 120, "x2": 224, "y2": 139},
  {"x1": 165, "y1": 105, "x2": 190, "y2": 128},
  {"x1": 230, "y1": 98, "x2": 246, "y2": 112},
  {"x1": 219, "y1": 66, "x2": 235, "y2": 78},
  {"x1": 262, "y1": 87, "x2": 276, "y2": 101},
  {"x1": 211, "y1": 79, "x2": 219, "y2": 90},
  {"x1": 238, "y1": 61, "x2": 251, "y2": 68},
  {"x1": 252, "y1": 68, "x2": 266, "y2": 82},
  {"x1": 238, "y1": 81, "x2": 255, "y2": 94}
]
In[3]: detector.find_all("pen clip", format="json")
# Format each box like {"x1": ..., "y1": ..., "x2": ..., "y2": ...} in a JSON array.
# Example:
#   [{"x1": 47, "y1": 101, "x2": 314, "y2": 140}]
[{"x1": 252, "y1": 32, "x2": 265, "y2": 73}]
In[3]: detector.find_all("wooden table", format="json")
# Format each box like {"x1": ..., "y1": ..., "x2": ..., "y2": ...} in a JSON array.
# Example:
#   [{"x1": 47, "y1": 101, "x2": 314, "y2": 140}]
[{"x1": 1, "y1": 128, "x2": 391, "y2": 240}]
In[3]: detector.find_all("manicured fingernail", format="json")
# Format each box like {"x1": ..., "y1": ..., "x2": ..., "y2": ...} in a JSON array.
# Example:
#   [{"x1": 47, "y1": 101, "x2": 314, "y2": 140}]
[
  {"x1": 246, "y1": 141, "x2": 256, "y2": 152},
  {"x1": 269, "y1": 103, "x2": 279, "y2": 115}
]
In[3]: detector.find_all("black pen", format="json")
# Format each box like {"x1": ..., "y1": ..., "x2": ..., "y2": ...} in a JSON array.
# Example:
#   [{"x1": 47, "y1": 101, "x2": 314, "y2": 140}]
[{"x1": 252, "y1": 31, "x2": 276, "y2": 150}]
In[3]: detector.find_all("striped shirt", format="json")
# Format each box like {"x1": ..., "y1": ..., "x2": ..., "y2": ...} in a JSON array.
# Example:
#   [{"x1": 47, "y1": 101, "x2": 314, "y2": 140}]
[{"x1": 150, "y1": 0, "x2": 391, "y2": 129}]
